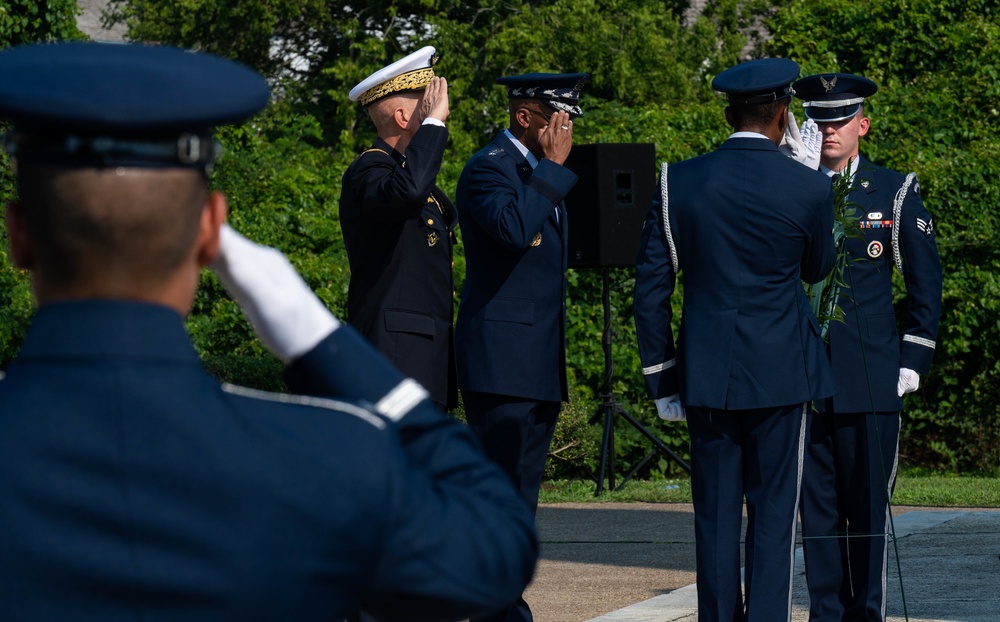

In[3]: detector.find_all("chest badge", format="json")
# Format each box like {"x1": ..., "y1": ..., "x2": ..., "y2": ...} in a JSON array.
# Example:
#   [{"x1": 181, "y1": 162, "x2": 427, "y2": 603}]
[
  {"x1": 427, "y1": 232, "x2": 440, "y2": 247},
  {"x1": 531, "y1": 232, "x2": 542, "y2": 247},
  {"x1": 868, "y1": 211, "x2": 883, "y2": 220},
  {"x1": 861, "y1": 180, "x2": 870, "y2": 189},
  {"x1": 867, "y1": 240, "x2": 884, "y2": 258}
]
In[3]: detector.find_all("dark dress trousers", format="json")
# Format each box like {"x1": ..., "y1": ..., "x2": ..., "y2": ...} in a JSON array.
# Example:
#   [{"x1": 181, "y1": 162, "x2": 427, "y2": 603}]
[
  {"x1": 802, "y1": 159, "x2": 942, "y2": 622},
  {"x1": 0, "y1": 300, "x2": 536, "y2": 621},
  {"x1": 454, "y1": 131, "x2": 577, "y2": 622},
  {"x1": 634, "y1": 136, "x2": 836, "y2": 622},
  {"x1": 340, "y1": 123, "x2": 458, "y2": 409}
]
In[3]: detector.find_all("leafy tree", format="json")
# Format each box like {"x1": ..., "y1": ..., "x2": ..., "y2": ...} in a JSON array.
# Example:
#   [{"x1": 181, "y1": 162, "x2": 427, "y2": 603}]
[
  {"x1": 92, "y1": 0, "x2": 765, "y2": 478},
  {"x1": 13, "y1": 0, "x2": 997, "y2": 475},
  {"x1": 0, "y1": 0, "x2": 82, "y2": 47},
  {"x1": 0, "y1": 0, "x2": 84, "y2": 363}
]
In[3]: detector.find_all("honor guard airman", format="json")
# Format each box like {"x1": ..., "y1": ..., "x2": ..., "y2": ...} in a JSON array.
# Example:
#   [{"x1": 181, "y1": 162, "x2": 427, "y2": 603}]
[
  {"x1": 0, "y1": 41, "x2": 536, "y2": 621},
  {"x1": 340, "y1": 46, "x2": 459, "y2": 410},
  {"x1": 455, "y1": 71, "x2": 587, "y2": 622},
  {"x1": 794, "y1": 72, "x2": 943, "y2": 622},
  {"x1": 634, "y1": 58, "x2": 837, "y2": 622}
]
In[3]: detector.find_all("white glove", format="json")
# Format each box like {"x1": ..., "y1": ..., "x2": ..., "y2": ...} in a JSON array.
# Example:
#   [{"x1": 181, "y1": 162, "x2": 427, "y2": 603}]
[
  {"x1": 897, "y1": 367, "x2": 920, "y2": 397},
  {"x1": 655, "y1": 394, "x2": 686, "y2": 421},
  {"x1": 778, "y1": 109, "x2": 822, "y2": 170},
  {"x1": 211, "y1": 224, "x2": 340, "y2": 363}
]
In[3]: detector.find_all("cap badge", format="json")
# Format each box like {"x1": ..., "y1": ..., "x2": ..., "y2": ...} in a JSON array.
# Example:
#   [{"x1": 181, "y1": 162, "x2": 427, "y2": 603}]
[
  {"x1": 531, "y1": 232, "x2": 542, "y2": 247},
  {"x1": 867, "y1": 240, "x2": 883, "y2": 258},
  {"x1": 821, "y1": 75, "x2": 838, "y2": 92},
  {"x1": 427, "y1": 232, "x2": 440, "y2": 247}
]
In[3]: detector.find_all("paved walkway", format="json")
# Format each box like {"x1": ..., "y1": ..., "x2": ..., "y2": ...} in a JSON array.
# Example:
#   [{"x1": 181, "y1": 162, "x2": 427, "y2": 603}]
[{"x1": 526, "y1": 503, "x2": 1000, "y2": 622}]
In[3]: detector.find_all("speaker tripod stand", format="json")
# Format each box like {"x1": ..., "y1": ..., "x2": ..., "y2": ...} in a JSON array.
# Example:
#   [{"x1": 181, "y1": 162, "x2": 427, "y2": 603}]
[{"x1": 590, "y1": 268, "x2": 689, "y2": 496}]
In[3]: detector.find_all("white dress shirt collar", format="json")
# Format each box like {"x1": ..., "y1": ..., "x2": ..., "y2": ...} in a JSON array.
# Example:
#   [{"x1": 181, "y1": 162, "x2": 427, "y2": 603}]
[
  {"x1": 504, "y1": 128, "x2": 539, "y2": 169},
  {"x1": 820, "y1": 156, "x2": 861, "y2": 179}
]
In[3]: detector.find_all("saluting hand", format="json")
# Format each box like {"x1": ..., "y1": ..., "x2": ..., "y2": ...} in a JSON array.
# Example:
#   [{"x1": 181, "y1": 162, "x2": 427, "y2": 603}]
[
  {"x1": 778, "y1": 109, "x2": 821, "y2": 170},
  {"x1": 538, "y1": 109, "x2": 573, "y2": 165},
  {"x1": 212, "y1": 225, "x2": 340, "y2": 363},
  {"x1": 416, "y1": 76, "x2": 450, "y2": 125}
]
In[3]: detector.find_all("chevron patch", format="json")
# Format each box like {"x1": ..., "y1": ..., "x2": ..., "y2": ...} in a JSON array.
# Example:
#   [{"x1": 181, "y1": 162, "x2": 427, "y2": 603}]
[{"x1": 916, "y1": 217, "x2": 934, "y2": 237}]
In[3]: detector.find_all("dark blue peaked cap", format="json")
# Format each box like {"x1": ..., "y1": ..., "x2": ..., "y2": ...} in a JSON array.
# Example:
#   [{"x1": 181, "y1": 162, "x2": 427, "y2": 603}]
[
  {"x1": 0, "y1": 42, "x2": 270, "y2": 168},
  {"x1": 496, "y1": 72, "x2": 589, "y2": 117},
  {"x1": 794, "y1": 73, "x2": 878, "y2": 122},
  {"x1": 712, "y1": 58, "x2": 800, "y2": 105}
]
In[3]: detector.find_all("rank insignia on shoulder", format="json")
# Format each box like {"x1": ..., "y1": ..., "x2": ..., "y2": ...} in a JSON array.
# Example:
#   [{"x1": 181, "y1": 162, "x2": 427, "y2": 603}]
[
  {"x1": 531, "y1": 232, "x2": 542, "y2": 247},
  {"x1": 916, "y1": 218, "x2": 934, "y2": 237},
  {"x1": 487, "y1": 147, "x2": 505, "y2": 156},
  {"x1": 913, "y1": 181, "x2": 920, "y2": 195},
  {"x1": 427, "y1": 232, "x2": 440, "y2": 247},
  {"x1": 867, "y1": 240, "x2": 884, "y2": 258}
]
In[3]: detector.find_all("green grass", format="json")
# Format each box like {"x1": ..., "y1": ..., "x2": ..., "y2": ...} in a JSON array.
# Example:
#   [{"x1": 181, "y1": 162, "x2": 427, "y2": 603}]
[{"x1": 539, "y1": 475, "x2": 1000, "y2": 507}]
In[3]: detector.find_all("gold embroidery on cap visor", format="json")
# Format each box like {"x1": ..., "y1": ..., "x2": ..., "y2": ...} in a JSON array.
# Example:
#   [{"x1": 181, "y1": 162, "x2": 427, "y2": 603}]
[{"x1": 359, "y1": 68, "x2": 436, "y2": 106}]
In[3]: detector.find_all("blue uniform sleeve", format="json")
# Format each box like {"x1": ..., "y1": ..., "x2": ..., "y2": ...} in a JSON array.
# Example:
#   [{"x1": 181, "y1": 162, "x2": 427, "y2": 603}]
[
  {"x1": 458, "y1": 153, "x2": 577, "y2": 250},
  {"x1": 897, "y1": 176, "x2": 942, "y2": 374},
  {"x1": 801, "y1": 180, "x2": 836, "y2": 285},
  {"x1": 633, "y1": 175, "x2": 680, "y2": 400},
  {"x1": 284, "y1": 326, "x2": 537, "y2": 619},
  {"x1": 349, "y1": 124, "x2": 449, "y2": 222}
]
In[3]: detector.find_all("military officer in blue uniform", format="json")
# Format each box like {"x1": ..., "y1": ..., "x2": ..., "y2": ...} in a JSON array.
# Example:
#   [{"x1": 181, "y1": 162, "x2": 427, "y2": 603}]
[
  {"x1": 0, "y1": 41, "x2": 537, "y2": 621},
  {"x1": 794, "y1": 73, "x2": 943, "y2": 622},
  {"x1": 634, "y1": 58, "x2": 837, "y2": 622},
  {"x1": 454, "y1": 72, "x2": 587, "y2": 622},
  {"x1": 340, "y1": 46, "x2": 458, "y2": 410}
]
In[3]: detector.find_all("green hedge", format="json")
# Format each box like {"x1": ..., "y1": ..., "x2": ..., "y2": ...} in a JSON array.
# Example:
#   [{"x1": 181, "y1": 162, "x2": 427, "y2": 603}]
[{"x1": 3, "y1": 0, "x2": 999, "y2": 475}]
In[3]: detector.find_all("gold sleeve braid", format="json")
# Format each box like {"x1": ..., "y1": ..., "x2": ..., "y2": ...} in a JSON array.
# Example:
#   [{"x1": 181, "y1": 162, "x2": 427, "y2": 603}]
[{"x1": 359, "y1": 68, "x2": 436, "y2": 106}]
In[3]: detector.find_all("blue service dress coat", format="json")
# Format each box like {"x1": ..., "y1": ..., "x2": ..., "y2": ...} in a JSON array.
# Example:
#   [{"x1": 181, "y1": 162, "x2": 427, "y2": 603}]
[
  {"x1": 634, "y1": 135, "x2": 837, "y2": 622},
  {"x1": 634, "y1": 136, "x2": 837, "y2": 409},
  {"x1": 0, "y1": 300, "x2": 536, "y2": 621},
  {"x1": 817, "y1": 158, "x2": 942, "y2": 414},
  {"x1": 340, "y1": 123, "x2": 458, "y2": 409},
  {"x1": 801, "y1": 159, "x2": 942, "y2": 622},
  {"x1": 454, "y1": 131, "x2": 577, "y2": 403}
]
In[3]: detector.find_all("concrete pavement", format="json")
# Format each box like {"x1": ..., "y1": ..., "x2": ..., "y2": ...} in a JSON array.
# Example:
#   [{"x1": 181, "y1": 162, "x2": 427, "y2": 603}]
[{"x1": 526, "y1": 503, "x2": 1000, "y2": 622}]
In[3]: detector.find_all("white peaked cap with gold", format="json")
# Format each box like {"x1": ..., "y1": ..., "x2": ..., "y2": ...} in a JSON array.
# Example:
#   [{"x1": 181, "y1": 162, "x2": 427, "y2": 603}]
[{"x1": 349, "y1": 46, "x2": 439, "y2": 106}]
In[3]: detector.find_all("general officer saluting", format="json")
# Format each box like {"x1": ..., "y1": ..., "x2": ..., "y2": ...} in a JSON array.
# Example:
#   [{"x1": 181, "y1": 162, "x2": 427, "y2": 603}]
[
  {"x1": 634, "y1": 58, "x2": 836, "y2": 622},
  {"x1": 340, "y1": 46, "x2": 458, "y2": 410},
  {"x1": 454, "y1": 71, "x2": 587, "y2": 622},
  {"x1": 794, "y1": 73, "x2": 943, "y2": 622},
  {"x1": 0, "y1": 41, "x2": 537, "y2": 621}
]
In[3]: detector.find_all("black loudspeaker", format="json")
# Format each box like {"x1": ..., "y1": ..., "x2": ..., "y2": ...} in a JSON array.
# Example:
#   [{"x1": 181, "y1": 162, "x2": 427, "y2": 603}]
[{"x1": 563, "y1": 143, "x2": 656, "y2": 269}]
